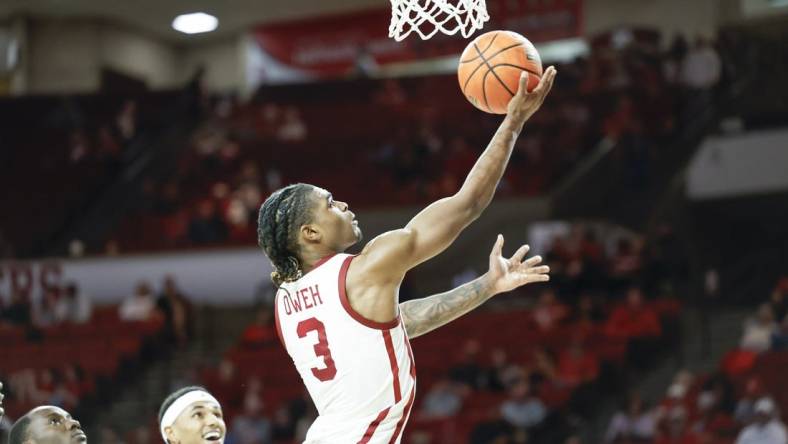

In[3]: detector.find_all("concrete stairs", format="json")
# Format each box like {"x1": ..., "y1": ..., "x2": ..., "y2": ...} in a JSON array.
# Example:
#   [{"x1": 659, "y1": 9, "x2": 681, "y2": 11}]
[
  {"x1": 86, "y1": 306, "x2": 256, "y2": 438},
  {"x1": 581, "y1": 307, "x2": 749, "y2": 443}
]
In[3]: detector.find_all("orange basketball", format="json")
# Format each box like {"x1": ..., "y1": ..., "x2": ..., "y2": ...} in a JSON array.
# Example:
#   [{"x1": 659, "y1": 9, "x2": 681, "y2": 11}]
[{"x1": 458, "y1": 30, "x2": 543, "y2": 114}]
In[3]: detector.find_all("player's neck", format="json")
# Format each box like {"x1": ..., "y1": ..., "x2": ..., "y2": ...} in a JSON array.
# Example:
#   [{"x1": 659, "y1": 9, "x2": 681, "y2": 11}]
[{"x1": 300, "y1": 249, "x2": 337, "y2": 274}]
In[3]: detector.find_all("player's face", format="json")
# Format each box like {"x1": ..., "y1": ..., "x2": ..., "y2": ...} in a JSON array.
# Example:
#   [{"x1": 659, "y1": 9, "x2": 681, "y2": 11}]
[
  {"x1": 167, "y1": 401, "x2": 226, "y2": 444},
  {"x1": 310, "y1": 188, "x2": 362, "y2": 250},
  {"x1": 26, "y1": 406, "x2": 87, "y2": 444}
]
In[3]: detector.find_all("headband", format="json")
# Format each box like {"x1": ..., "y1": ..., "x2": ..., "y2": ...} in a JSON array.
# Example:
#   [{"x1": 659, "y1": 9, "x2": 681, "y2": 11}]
[{"x1": 160, "y1": 390, "x2": 221, "y2": 442}]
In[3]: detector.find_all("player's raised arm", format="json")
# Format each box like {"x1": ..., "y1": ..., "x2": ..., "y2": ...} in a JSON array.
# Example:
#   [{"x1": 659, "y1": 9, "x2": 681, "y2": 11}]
[
  {"x1": 400, "y1": 235, "x2": 549, "y2": 338},
  {"x1": 356, "y1": 67, "x2": 556, "y2": 281}
]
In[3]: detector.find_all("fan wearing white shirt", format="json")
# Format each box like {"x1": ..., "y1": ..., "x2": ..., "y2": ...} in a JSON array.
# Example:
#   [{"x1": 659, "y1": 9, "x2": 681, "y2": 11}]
[{"x1": 736, "y1": 397, "x2": 787, "y2": 444}]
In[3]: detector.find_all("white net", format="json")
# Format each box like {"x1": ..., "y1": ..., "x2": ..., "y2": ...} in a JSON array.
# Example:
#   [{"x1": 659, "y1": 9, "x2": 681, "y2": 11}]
[{"x1": 389, "y1": 0, "x2": 489, "y2": 41}]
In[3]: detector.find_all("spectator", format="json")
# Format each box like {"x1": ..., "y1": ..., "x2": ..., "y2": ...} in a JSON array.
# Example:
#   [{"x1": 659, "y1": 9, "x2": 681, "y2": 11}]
[
  {"x1": 608, "y1": 238, "x2": 643, "y2": 291},
  {"x1": 680, "y1": 37, "x2": 721, "y2": 91},
  {"x1": 40, "y1": 368, "x2": 78, "y2": 409},
  {"x1": 686, "y1": 373, "x2": 736, "y2": 438},
  {"x1": 772, "y1": 313, "x2": 788, "y2": 350},
  {"x1": 500, "y1": 380, "x2": 547, "y2": 429},
  {"x1": 119, "y1": 281, "x2": 157, "y2": 321},
  {"x1": 735, "y1": 398, "x2": 787, "y2": 444},
  {"x1": 485, "y1": 348, "x2": 525, "y2": 392},
  {"x1": 240, "y1": 308, "x2": 277, "y2": 348},
  {"x1": 33, "y1": 288, "x2": 60, "y2": 328},
  {"x1": 154, "y1": 182, "x2": 181, "y2": 216},
  {"x1": 2, "y1": 291, "x2": 32, "y2": 326},
  {"x1": 449, "y1": 339, "x2": 484, "y2": 389},
  {"x1": 8, "y1": 368, "x2": 41, "y2": 403},
  {"x1": 769, "y1": 280, "x2": 788, "y2": 323},
  {"x1": 116, "y1": 100, "x2": 138, "y2": 141},
  {"x1": 276, "y1": 106, "x2": 307, "y2": 142},
  {"x1": 54, "y1": 282, "x2": 92, "y2": 324},
  {"x1": 605, "y1": 393, "x2": 657, "y2": 443},
  {"x1": 188, "y1": 200, "x2": 228, "y2": 244},
  {"x1": 532, "y1": 289, "x2": 569, "y2": 331},
  {"x1": 606, "y1": 287, "x2": 661, "y2": 338},
  {"x1": 740, "y1": 304, "x2": 778, "y2": 353},
  {"x1": 556, "y1": 340, "x2": 599, "y2": 389},
  {"x1": 571, "y1": 293, "x2": 606, "y2": 330},
  {"x1": 62, "y1": 364, "x2": 92, "y2": 401},
  {"x1": 205, "y1": 359, "x2": 243, "y2": 410},
  {"x1": 419, "y1": 379, "x2": 466, "y2": 419},
  {"x1": 735, "y1": 379, "x2": 765, "y2": 425},
  {"x1": 100, "y1": 426, "x2": 124, "y2": 444},
  {"x1": 654, "y1": 406, "x2": 700, "y2": 444},
  {"x1": 530, "y1": 347, "x2": 558, "y2": 390},
  {"x1": 156, "y1": 275, "x2": 193, "y2": 346},
  {"x1": 229, "y1": 393, "x2": 272, "y2": 444},
  {"x1": 128, "y1": 425, "x2": 152, "y2": 444},
  {"x1": 271, "y1": 406, "x2": 295, "y2": 442}
]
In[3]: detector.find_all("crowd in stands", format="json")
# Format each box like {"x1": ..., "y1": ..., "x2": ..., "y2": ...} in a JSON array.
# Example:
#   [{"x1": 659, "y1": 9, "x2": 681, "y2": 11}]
[
  {"x1": 0, "y1": 275, "x2": 194, "y2": 441},
  {"x1": 604, "y1": 277, "x2": 788, "y2": 444},
  {"x1": 0, "y1": 89, "x2": 185, "y2": 259},
  {"x1": 102, "y1": 30, "x2": 723, "y2": 254}
]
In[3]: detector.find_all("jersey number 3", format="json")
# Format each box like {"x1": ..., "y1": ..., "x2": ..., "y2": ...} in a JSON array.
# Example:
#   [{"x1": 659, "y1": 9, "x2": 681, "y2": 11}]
[{"x1": 297, "y1": 317, "x2": 337, "y2": 381}]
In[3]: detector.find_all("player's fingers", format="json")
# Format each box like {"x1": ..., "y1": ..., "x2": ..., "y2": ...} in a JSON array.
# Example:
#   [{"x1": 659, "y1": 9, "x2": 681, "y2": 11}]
[
  {"x1": 511, "y1": 244, "x2": 530, "y2": 263},
  {"x1": 527, "y1": 265, "x2": 550, "y2": 275},
  {"x1": 517, "y1": 71, "x2": 530, "y2": 96},
  {"x1": 491, "y1": 234, "x2": 504, "y2": 257},
  {"x1": 523, "y1": 255, "x2": 543, "y2": 267},
  {"x1": 529, "y1": 274, "x2": 550, "y2": 282},
  {"x1": 538, "y1": 67, "x2": 556, "y2": 102},
  {"x1": 530, "y1": 71, "x2": 550, "y2": 96},
  {"x1": 529, "y1": 66, "x2": 552, "y2": 96}
]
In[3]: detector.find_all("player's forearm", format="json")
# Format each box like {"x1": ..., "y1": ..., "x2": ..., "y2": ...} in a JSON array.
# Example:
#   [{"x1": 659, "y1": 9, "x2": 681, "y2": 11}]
[
  {"x1": 400, "y1": 274, "x2": 496, "y2": 339},
  {"x1": 458, "y1": 115, "x2": 524, "y2": 214}
]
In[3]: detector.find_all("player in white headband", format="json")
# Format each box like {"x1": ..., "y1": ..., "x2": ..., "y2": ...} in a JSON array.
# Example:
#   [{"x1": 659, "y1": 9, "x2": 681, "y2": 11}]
[{"x1": 158, "y1": 386, "x2": 225, "y2": 444}]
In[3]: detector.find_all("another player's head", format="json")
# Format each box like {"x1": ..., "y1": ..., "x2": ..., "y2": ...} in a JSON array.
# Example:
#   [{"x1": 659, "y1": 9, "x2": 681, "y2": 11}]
[
  {"x1": 258, "y1": 183, "x2": 361, "y2": 286},
  {"x1": 9, "y1": 405, "x2": 86, "y2": 444},
  {"x1": 159, "y1": 386, "x2": 225, "y2": 444}
]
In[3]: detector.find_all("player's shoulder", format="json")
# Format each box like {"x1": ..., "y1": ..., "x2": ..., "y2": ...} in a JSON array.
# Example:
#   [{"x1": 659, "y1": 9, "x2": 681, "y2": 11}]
[{"x1": 358, "y1": 228, "x2": 415, "y2": 259}]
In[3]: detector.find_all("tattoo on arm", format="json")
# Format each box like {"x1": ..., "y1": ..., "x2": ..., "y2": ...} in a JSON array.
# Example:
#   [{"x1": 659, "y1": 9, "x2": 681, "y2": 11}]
[{"x1": 400, "y1": 276, "x2": 495, "y2": 339}]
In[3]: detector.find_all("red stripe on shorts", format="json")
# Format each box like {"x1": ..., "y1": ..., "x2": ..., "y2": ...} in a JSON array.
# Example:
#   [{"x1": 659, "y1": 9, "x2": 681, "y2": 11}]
[{"x1": 357, "y1": 407, "x2": 391, "y2": 444}]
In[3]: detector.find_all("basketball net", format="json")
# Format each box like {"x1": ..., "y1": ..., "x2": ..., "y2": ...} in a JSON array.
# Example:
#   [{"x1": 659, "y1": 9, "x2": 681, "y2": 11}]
[{"x1": 388, "y1": 0, "x2": 489, "y2": 41}]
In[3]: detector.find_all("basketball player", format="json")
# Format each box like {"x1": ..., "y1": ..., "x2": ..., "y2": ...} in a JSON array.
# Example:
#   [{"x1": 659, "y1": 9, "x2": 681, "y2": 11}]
[
  {"x1": 8, "y1": 405, "x2": 87, "y2": 444},
  {"x1": 257, "y1": 67, "x2": 556, "y2": 443},
  {"x1": 159, "y1": 386, "x2": 225, "y2": 444}
]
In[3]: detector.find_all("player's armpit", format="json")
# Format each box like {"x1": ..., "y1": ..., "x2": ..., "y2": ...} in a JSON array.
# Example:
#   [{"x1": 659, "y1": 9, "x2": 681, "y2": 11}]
[{"x1": 354, "y1": 194, "x2": 480, "y2": 281}]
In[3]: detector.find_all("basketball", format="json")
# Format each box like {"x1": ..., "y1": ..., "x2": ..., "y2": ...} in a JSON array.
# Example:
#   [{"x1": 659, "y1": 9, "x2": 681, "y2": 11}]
[{"x1": 458, "y1": 30, "x2": 543, "y2": 114}]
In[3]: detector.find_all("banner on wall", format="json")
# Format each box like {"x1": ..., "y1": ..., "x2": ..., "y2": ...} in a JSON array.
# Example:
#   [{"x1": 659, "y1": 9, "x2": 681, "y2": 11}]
[
  {"x1": 247, "y1": 0, "x2": 583, "y2": 83},
  {"x1": 0, "y1": 248, "x2": 274, "y2": 305}
]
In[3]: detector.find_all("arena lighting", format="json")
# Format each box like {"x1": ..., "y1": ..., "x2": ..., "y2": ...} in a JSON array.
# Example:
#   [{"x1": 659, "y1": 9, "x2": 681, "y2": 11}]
[{"x1": 172, "y1": 12, "x2": 218, "y2": 34}]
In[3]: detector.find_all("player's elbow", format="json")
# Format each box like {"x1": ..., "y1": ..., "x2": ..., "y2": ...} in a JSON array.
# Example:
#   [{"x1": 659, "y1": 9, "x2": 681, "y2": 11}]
[{"x1": 455, "y1": 191, "x2": 488, "y2": 221}]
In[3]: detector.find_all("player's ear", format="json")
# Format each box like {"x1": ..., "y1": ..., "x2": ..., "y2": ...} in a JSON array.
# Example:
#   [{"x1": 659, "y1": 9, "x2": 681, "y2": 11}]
[
  {"x1": 300, "y1": 224, "x2": 322, "y2": 243},
  {"x1": 165, "y1": 426, "x2": 178, "y2": 444}
]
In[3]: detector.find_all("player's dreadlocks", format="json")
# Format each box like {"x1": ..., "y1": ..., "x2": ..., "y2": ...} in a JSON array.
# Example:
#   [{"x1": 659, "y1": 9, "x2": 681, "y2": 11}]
[{"x1": 257, "y1": 183, "x2": 316, "y2": 287}]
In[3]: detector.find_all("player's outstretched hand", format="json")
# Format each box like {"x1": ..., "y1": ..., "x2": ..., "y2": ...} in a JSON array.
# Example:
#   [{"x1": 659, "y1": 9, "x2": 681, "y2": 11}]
[
  {"x1": 485, "y1": 234, "x2": 550, "y2": 295},
  {"x1": 506, "y1": 66, "x2": 556, "y2": 124},
  {"x1": 1, "y1": 381, "x2": 5, "y2": 418}
]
